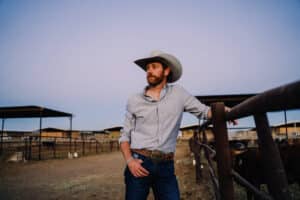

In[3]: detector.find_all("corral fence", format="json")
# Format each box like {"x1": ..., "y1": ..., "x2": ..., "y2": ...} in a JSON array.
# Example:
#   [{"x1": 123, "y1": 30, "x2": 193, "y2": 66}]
[
  {"x1": 1, "y1": 135, "x2": 119, "y2": 161},
  {"x1": 190, "y1": 80, "x2": 300, "y2": 200}
]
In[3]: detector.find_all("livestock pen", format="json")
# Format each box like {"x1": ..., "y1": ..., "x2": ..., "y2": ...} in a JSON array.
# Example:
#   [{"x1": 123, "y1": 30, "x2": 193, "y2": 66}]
[
  {"x1": 190, "y1": 80, "x2": 300, "y2": 200},
  {"x1": 1, "y1": 135, "x2": 119, "y2": 161},
  {"x1": 0, "y1": 106, "x2": 119, "y2": 161}
]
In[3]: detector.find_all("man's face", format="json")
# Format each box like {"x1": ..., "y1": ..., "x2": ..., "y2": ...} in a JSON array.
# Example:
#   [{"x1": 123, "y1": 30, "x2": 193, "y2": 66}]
[{"x1": 146, "y1": 62, "x2": 170, "y2": 87}]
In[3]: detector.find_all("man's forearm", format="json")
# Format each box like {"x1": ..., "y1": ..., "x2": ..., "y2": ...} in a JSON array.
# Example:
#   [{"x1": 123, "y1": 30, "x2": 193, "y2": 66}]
[
  {"x1": 207, "y1": 108, "x2": 212, "y2": 119},
  {"x1": 120, "y1": 141, "x2": 133, "y2": 163}
]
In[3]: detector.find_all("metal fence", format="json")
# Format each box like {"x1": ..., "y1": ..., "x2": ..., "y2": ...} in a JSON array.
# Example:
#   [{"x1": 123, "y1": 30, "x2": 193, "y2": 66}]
[
  {"x1": 190, "y1": 80, "x2": 300, "y2": 200},
  {"x1": 1, "y1": 135, "x2": 119, "y2": 161}
]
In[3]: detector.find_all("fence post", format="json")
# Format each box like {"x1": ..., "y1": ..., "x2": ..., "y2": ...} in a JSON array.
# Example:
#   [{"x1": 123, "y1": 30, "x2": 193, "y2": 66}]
[
  {"x1": 24, "y1": 137, "x2": 28, "y2": 160},
  {"x1": 53, "y1": 138, "x2": 56, "y2": 159},
  {"x1": 110, "y1": 141, "x2": 113, "y2": 152},
  {"x1": 39, "y1": 116, "x2": 42, "y2": 160},
  {"x1": 29, "y1": 136, "x2": 32, "y2": 160},
  {"x1": 1, "y1": 118, "x2": 4, "y2": 155},
  {"x1": 69, "y1": 137, "x2": 72, "y2": 155},
  {"x1": 254, "y1": 113, "x2": 291, "y2": 200},
  {"x1": 82, "y1": 138, "x2": 85, "y2": 155},
  {"x1": 96, "y1": 140, "x2": 98, "y2": 153},
  {"x1": 211, "y1": 102, "x2": 234, "y2": 200},
  {"x1": 89, "y1": 139, "x2": 92, "y2": 153},
  {"x1": 189, "y1": 136, "x2": 202, "y2": 184}
]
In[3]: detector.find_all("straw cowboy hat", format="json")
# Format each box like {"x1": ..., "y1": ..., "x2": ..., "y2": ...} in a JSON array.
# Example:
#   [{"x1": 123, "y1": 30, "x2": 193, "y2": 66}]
[{"x1": 134, "y1": 50, "x2": 182, "y2": 83}]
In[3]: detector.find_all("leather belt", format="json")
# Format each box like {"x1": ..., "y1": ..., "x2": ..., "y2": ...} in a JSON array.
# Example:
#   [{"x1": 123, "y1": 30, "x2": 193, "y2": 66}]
[{"x1": 131, "y1": 149, "x2": 174, "y2": 161}]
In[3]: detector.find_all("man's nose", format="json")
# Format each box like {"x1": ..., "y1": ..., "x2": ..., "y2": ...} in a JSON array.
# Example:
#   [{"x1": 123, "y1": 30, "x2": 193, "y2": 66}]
[{"x1": 147, "y1": 67, "x2": 153, "y2": 74}]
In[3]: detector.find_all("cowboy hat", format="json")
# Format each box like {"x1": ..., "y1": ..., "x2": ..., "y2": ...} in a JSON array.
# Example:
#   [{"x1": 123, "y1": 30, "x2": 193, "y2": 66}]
[{"x1": 134, "y1": 50, "x2": 182, "y2": 83}]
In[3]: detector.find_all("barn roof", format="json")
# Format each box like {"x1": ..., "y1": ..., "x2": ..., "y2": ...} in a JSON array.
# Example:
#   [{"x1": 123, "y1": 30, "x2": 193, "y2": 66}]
[
  {"x1": 272, "y1": 121, "x2": 300, "y2": 128},
  {"x1": 0, "y1": 106, "x2": 73, "y2": 118},
  {"x1": 39, "y1": 127, "x2": 69, "y2": 132},
  {"x1": 103, "y1": 126, "x2": 122, "y2": 132}
]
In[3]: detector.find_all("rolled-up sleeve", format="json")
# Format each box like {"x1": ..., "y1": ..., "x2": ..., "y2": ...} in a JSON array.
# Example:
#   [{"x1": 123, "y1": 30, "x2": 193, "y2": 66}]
[
  {"x1": 119, "y1": 103, "x2": 134, "y2": 144},
  {"x1": 181, "y1": 87, "x2": 210, "y2": 119}
]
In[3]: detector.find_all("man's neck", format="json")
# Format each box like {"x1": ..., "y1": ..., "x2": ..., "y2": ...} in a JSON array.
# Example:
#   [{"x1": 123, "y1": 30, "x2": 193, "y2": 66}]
[{"x1": 145, "y1": 81, "x2": 167, "y2": 101}]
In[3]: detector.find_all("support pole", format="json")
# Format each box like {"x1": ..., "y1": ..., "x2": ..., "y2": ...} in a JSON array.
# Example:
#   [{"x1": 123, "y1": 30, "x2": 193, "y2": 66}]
[
  {"x1": 284, "y1": 110, "x2": 288, "y2": 140},
  {"x1": 82, "y1": 136, "x2": 85, "y2": 155},
  {"x1": 29, "y1": 136, "x2": 32, "y2": 160},
  {"x1": 96, "y1": 140, "x2": 98, "y2": 153},
  {"x1": 69, "y1": 116, "x2": 73, "y2": 153},
  {"x1": 1, "y1": 118, "x2": 5, "y2": 155},
  {"x1": 54, "y1": 137, "x2": 56, "y2": 159},
  {"x1": 39, "y1": 116, "x2": 42, "y2": 160},
  {"x1": 211, "y1": 102, "x2": 234, "y2": 200},
  {"x1": 254, "y1": 113, "x2": 290, "y2": 200}
]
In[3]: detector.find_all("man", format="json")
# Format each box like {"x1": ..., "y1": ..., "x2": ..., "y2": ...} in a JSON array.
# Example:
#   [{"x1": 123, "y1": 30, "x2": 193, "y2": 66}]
[{"x1": 119, "y1": 50, "x2": 232, "y2": 200}]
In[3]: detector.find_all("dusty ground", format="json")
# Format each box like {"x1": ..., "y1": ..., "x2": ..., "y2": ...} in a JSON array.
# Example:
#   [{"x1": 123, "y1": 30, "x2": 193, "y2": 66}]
[
  {"x1": 2, "y1": 140, "x2": 299, "y2": 200},
  {"x1": 0, "y1": 140, "x2": 214, "y2": 200}
]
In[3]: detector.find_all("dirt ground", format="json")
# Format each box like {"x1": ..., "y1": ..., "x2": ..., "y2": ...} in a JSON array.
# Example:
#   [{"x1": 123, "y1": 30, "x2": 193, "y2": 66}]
[
  {"x1": 0, "y1": 140, "x2": 215, "y2": 200},
  {"x1": 3, "y1": 140, "x2": 300, "y2": 200}
]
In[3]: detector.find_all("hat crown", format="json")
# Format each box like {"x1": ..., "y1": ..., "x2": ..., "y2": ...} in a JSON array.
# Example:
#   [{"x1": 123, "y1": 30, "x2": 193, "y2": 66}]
[{"x1": 150, "y1": 50, "x2": 165, "y2": 57}]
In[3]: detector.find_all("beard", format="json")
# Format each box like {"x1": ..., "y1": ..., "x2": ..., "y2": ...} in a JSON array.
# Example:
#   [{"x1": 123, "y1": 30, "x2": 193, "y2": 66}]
[{"x1": 147, "y1": 73, "x2": 165, "y2": 87}]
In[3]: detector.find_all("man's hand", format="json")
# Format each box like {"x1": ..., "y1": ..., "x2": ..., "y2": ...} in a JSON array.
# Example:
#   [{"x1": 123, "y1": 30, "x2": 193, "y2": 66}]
[
  {"x1": 225, "y1": 106, "x2": 238, "y2": 125},
  {"x1": 127, "y1": 158, "x2": 149, "y2": 178},
  {"x1": 207, "y1": 107, "x2": 238, "y2": 125}
]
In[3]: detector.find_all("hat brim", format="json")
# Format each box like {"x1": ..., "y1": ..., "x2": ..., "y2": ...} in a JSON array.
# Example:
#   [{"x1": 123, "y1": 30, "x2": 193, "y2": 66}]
[
  {"x1": 134, "y1": 56, "x2": 177, "y2": 83},
  {"x1": 134, "y1": 56, "x2": 169, "y2": 71}
]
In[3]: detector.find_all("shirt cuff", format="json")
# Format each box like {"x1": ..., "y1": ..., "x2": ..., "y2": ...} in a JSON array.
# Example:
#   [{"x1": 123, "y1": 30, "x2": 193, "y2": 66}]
[{"x1": 118, "y1": 136, "x2": 130, "y2": 145}]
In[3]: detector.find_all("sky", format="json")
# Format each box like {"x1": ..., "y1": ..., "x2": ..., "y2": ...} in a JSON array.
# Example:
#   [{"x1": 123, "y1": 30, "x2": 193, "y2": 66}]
[{"x1": 0, "y1": 0, "x2": 299, "y2": 131}]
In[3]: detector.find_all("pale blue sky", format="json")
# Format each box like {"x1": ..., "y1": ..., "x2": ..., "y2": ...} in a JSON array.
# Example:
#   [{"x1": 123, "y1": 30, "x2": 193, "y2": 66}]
[{"x1": 0, "y1": 0, "x2": 299, "y2": 131}]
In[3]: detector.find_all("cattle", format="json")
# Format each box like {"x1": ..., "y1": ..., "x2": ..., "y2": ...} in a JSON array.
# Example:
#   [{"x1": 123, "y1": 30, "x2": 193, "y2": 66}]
[{"x1": 233, "y1": 143, "x2": 300, "y2": 199}]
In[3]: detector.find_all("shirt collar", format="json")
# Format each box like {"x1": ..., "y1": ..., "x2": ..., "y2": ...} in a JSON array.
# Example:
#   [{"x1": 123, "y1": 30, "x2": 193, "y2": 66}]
[{"x1": 143, "y1": 84, "x2": 169, "y2": 102}]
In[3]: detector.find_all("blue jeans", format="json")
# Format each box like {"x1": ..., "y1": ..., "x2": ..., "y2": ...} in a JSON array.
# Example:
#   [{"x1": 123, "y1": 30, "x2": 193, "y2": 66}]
[{"x1": 124, "y1": 152, "x2": 180, "y2": 200}]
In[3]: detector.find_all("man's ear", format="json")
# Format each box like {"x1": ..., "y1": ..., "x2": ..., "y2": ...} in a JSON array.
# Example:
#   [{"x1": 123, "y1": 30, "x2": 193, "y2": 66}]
[{"x1": 164, "y1": 67, "x2": 171, "y2": 77}]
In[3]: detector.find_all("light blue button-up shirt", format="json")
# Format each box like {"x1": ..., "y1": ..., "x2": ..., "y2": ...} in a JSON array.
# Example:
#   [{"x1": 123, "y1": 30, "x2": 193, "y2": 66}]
[{"x1": 119, "y1": 84, "x2": 210, "y2": 153}]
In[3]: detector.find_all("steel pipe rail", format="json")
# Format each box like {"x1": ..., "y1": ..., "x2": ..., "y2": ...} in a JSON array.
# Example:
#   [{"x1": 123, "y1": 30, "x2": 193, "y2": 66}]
[
  {"x1": 231, "y1": 170, "x2": 273, "y2": 200},
  {"x1": 226, "y1": 80, "x2": 300, "y2": 121}
]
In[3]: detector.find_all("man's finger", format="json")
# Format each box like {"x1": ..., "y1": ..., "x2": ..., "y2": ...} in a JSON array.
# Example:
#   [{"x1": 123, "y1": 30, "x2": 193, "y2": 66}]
[
  {"x1": 138, "y1": 169, "x2": 148, "y2": 177},
  {"x1": 139, "y1": 166, "x2": 149, "y2": 175},
  {"x1": 132, "y1": 171, "x2": 138, "y2": 177},
  {"x1": 135, "y1": 168, "x2": 148, "y2": 177},
  {"x1": 231, "y1": 119, "x2": 238, "y2": 125}
]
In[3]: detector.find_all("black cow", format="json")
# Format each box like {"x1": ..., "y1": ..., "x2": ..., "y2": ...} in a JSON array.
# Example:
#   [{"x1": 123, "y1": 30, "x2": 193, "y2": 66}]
[{"x1": 233, "y1": 143, "x2": 300, "y2": 199}]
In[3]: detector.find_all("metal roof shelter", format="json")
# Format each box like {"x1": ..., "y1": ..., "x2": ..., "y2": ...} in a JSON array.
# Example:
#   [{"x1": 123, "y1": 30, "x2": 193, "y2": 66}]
[
  {"x1": 103, "y1": 126, "x2": 122, "y2": 132},
  {"x1": 0, "y1": 105, "x2": 72, "y2": 118},
  {"x1": 0, "y1": 106, "x2": 73, "y2": 160}
]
